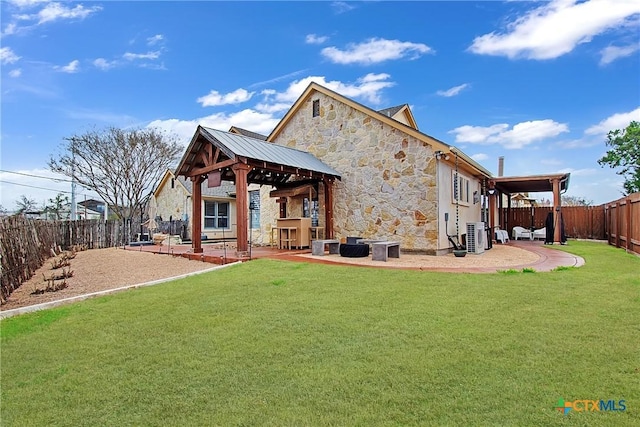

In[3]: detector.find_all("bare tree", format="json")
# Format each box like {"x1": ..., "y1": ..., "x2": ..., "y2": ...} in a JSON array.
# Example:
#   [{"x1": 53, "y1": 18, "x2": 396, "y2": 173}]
[
  {"x1": 49, "y1": 127, "x2": 182, "y2": 222},
  {"x1": 15, "y1": 195, "x2": 39, "y2": 215}
]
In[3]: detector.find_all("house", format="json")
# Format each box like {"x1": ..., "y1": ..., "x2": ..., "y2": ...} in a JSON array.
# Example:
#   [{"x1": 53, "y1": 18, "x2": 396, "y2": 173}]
[
  {"x1": 152, "y1": 169, "x2": 238, "y2": 240},
  {"x1": 175, "y1": 82, "x2": 495, "y2": 255}
]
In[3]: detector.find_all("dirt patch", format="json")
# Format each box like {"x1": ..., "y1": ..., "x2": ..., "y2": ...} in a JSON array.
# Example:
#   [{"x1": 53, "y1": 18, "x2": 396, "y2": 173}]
[{"x1": 2, "y1": 247, "x2": 215, "y2": 310}]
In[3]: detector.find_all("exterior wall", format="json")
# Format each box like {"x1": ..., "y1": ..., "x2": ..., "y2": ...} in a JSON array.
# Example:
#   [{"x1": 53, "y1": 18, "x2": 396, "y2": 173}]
[
  {"x1": 155, "y1": 179, "x2": 191, "y2": 225},
  {"x1": 437, "y1": 160, "x2": 483, "y2": 253},
  {"x1": 257, "y1": 185, "x2": 279, "y2": 246},
  {"x1": 271, "y1": 92, "x2": 439, "y2": 253},
  {"x1": 391, "y1": 112, "x2": 410, "y2": 127},
  {"x1": 154, "y1": 176, "x2": 238, "y2": 240}
]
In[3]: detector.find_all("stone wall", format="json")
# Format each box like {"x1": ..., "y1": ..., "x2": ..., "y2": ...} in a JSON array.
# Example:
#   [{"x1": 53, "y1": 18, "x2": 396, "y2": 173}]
[{"x1": 271, "y1": 92, "x2": 440, "y2": 253}]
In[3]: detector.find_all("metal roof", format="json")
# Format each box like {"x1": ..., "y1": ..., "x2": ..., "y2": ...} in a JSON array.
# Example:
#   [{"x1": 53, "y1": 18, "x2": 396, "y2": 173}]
[{"x1": 201, "y1": 127, "x2": 341, "y2": 178}]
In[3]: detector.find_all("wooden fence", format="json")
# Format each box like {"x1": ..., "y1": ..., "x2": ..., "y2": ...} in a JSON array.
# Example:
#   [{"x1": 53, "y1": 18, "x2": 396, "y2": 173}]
[
  {"x1": 499, "y1": 205, "x2": 606, "y2": 240},
  {"x1": 0, "y1": 217, "x2": 142, "y2": 304},
  {"x1": 605, "y1": 192, "x2": 640, "y2": 256}
]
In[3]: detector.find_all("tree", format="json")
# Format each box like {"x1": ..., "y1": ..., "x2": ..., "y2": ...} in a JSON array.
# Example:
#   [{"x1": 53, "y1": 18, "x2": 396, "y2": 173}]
[
  {"x1": 44, "y1": 193, "x2": 69, "y2": 220},
  {"x1": 597, "y1": 121, "x2": 640, "y2": 195},
  {"x1": 49, "y1": 127, "x2": 182, "y2": 222},
  {"x1": 15, "y1": 195, "x2": 39, "y2": 215},
  {"x1": 561, "y1": 195, "x2": 593, "y2": 206}
]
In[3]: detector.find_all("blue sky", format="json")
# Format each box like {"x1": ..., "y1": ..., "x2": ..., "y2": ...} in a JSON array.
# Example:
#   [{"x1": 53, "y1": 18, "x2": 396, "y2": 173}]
[{"x1": 1, "y1": 0, "x2": 639, "y2": 210}]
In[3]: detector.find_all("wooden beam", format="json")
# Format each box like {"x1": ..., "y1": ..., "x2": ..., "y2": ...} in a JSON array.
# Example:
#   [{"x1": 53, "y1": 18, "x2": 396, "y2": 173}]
[
  {"x1": 188, "y1": 158, "x2": 238, "y2": 177},
  {"x1": 191, "y1": 175, "x2": 204, "y2": 253},
  {"x1": 323, "y1": 178, "x2": 334, "y2": 239},
  {"x1": 233, "y1": 163, "x2": 252, "y2": 253},
  {"x1": 552, "y1": 178, "x2": 561, "y2": 244}
]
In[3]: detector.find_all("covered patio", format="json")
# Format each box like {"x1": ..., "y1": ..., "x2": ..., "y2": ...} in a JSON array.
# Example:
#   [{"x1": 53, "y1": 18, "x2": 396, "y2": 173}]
[
  {"x1": 488, "y1": 173, "x2": 570, "y2": 244},
  {"x1": 175, "y1": 126, "x2": 341, "y2": 254}
]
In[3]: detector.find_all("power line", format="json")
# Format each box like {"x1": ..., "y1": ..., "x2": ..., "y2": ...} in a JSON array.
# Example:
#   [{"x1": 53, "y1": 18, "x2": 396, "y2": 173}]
[
  {"x1": 0, "y1": 180, "x2": 93, "y2": 197},
  {"x1": 0, "y1": 169, "x2": 73, "y2": 183}
]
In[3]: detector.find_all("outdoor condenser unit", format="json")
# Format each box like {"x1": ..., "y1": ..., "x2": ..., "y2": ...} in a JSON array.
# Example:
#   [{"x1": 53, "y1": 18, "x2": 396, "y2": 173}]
[{"x1": 466, "y1": 222, "x2": 486, "y2": 254}]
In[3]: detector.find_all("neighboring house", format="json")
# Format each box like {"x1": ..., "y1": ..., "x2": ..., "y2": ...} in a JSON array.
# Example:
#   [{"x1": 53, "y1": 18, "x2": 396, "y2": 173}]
[
  {"x1": 152, "y1": 169, "x2": 238, "y2": 240},
  {"x1": 176, "y1": 82, "x2": 493, "y2": 255},
  {"x1": 510, "y1": 193, "x2": 537, "y2": 208}
]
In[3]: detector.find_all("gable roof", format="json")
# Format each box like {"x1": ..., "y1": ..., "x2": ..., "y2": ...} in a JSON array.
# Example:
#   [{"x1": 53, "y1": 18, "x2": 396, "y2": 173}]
[
  {"x1": 268, "y1": 82, "x2": 492, "y2": 178},
  {"x1": 377, "y1": 104, "x2": 418, "y2": 129},
  {"x1": 175, "y1": 126, "x2": 341, "y2": 185},
  {"x1": 228, "y1": 126, "x2": 267, "y2": 140}
]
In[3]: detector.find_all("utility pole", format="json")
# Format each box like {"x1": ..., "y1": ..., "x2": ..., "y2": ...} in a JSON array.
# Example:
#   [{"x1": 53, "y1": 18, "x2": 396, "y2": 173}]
[{"x1": 70, "y1": 138, "x2": 77, "y2": 220}]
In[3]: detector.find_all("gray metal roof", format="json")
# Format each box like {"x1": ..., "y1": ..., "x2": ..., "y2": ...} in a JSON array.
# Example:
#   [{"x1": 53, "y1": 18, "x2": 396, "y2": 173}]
[
  {"x1": 201, "y1": 127, "x2": 341, "y2": 178},
  {"x1": 178, "y1": 174, "x2": 236, "y2": 198},
  {"x1": 378, "y1": 105, "x2": 406, "y2": 118}
]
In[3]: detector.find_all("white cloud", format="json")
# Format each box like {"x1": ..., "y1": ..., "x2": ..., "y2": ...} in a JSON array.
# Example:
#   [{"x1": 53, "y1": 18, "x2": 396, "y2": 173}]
[
  {"x1": 306, "y1": 34, "x2": 328, "y2": 44},
  {"x1": 9, "y1": 68, "x2": 22, "y2": 77},
  {"x1": 270, "y1": 73, "x2": 395, "y2": 105},
  {"x1": 331, "y1": 1, "x2": 356, "y2": 14},
  {"x1": 600, "y1": 42, "x2": 640, "y2": 65},
  {"x1": 0, "y1": 47, "x2": 21, "y2": 64},
  {"x1": 2, "y1": 22, "x2": 18, "y2": 36},
  {"x1": 93, "y1": 58, "x2": 117, "y2": 70},
  {"x1": 254, "y1": 102, "x2": 292, "y2": 114},
  {"x1": 147, "y1": 110, "x2": 280, "y2": 145},
  {"x1": 585, "y1": 107, "x2": 640, "y2": 135},
  {"x1": 436, "y1": 83, "x2": 469, "y2": 97},
  {"x1": 557, "y1": 167, "x2": 598, "y2": 177},
  {"x1": 123, "y1": 51, "x2": 161, "y2": 61},
  {"x1": 147, "y1": 34, "x2": 164, "y2": 46},
  {"x1": 197, "y1": 88, "x2": 254, "y2": 107},
  {"x1": 37, "y1": 2, "x2": 102, "y2": 24},
  {"x1": 54, "y1": 59, "x2": 80, "y2": 73},
  {"x1": 450, "y1": 119, "x2": 569, "y2": 149},
  {"x1": 7, "y1": 0, "x2": 49, "y2": 8},
  {"x1": 321, "y1": 38, "x2": 433, "y2": 65},
  {"x1": 468, "y1": 0, "x2": 640, "y2": 60},
  {"x1": 471, "y1": 153, "x2": 488, "y2": 161}
]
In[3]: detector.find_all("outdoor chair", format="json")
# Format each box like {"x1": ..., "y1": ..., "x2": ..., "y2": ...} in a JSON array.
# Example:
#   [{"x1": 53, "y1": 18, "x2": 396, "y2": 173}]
[
  {"x1": 495, "y1": 228, "x2": 509, "y2": 244},
  {"x1": 512, "y1": 226, "x2": 531, "y2": 240},
  {"x1": 532, "y1": 227, "x2": 546, "y2": 240}
]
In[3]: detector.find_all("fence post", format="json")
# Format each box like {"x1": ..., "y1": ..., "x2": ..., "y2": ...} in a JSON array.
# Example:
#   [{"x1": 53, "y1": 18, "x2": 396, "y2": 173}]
[{"x1": 626, "y1": 197, "x2": 632, "y2": 251}]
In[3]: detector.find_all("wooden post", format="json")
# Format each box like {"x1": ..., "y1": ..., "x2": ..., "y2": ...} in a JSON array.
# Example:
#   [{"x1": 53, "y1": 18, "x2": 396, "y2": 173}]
[
  {"x1": 616, "y1": 201, "x2": 621, "y2": 248},
  {"x1": 233, "y1": 163, "x2": 251, "y2": 253},
  {"x1": 323, "y1": 178, "x2": 334, "y2": 239},
  {"x1": 191, "y1": 175, "x2": 204, "y2": 253},
  {"x1": 626, "y1": 197, "x2": 632, "y2": 251},
  {"x1": 552, "y1": 178, "x2": 561, "y2": 244}
]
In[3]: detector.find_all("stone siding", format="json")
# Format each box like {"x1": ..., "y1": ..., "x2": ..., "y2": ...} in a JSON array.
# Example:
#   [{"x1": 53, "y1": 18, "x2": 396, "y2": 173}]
[{"x1": 271, "y1": 92, "x2": 439, "y2": 253}]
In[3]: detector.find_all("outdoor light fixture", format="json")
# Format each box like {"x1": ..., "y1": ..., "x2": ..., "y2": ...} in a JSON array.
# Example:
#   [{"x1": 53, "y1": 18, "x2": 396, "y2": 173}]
[
  {"x1": 488, "y1": 188, "x2": 496, "y2": 195},
  {"x1": 434, "y1": 151, "x2": 450, "y2": 161}
]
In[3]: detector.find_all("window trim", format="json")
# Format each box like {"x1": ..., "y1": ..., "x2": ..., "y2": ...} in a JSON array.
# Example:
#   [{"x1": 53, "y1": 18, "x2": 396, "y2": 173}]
[{"x1": 203, "y1": 200, "x2": 230, "y2": 229}]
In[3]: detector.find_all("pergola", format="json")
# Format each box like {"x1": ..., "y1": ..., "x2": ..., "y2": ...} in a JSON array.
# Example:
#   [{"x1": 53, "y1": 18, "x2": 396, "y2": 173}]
[
  {"x1": 175, "y1": 126, "x2": 341, "y2": 254},
  {"x1": 488, "y1": 173, "x2": 570, "y2": 243}
]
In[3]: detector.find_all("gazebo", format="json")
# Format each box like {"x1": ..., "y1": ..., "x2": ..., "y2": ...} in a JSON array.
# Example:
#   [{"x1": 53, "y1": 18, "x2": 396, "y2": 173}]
[
  {"x1": 175, "y1": 126, "x2": 341, "y2": 254},
  {"x1": 488, "y1": 173, "x2": 570, "y2": 243}
]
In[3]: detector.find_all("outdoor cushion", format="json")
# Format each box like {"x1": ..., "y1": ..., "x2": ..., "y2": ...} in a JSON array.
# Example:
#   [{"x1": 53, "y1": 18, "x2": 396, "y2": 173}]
[{"x1": 339, "y1": 243, "x2": 369, "y2": 258}]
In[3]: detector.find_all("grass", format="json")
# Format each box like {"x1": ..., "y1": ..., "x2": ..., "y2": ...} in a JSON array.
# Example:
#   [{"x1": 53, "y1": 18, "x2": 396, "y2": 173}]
[{"x1": 1, "y1": 241, "x2": 638, "y2": 426}]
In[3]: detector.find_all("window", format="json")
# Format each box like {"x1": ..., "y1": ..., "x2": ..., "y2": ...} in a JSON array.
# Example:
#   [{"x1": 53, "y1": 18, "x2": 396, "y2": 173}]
[
  {"x1": 452, "y1": 173, "x2": 470, "y2": 204},
  {"x1": 249, "y1": 190, "x2": 260, "y2": 228},
  {"x1": 312, "y1": 99, "x2": 320, "y2": 117},
  {"x1": 303, "y1": 198, "x2": 320, "y2": 226},
  {"x1": 171, "y1": 178, "x2": 175, "y2": 189},
  {"x1": 204, "y1": 201, "x2": 229, "y2": 229}
]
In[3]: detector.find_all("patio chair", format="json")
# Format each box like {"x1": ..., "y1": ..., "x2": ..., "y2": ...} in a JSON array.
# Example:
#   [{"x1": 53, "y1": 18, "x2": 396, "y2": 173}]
[
  {"x1": 495, "y1": 228, "x2": 509, "y2": 244},
  {"x1": 532, "y1": 227, "x2": 546, "y2": 240},
  {"x1": 512, "y1": 226, "x2": 531, "y2": 240}
]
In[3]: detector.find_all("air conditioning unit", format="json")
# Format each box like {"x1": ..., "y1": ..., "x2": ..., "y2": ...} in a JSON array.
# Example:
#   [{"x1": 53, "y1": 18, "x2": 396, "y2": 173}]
[{"x1": 466, "y1": 222, "x2": 486, "y2": 254}]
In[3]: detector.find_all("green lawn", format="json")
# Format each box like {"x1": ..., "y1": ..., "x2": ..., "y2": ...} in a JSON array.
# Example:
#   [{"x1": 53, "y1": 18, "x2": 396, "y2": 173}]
[{"x1": 1, "y1": 241, "x2": 638, "y2": 426}]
